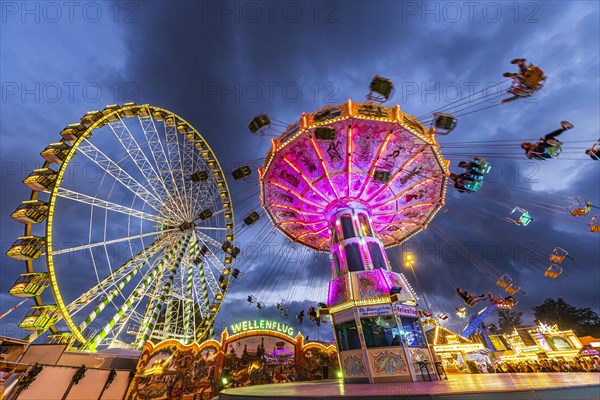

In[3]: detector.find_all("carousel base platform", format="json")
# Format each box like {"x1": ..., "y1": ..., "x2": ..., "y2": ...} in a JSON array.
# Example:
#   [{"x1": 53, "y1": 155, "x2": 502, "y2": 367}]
[{"x1": 219, "y1": 373, "x2": 600, "y2": 400}]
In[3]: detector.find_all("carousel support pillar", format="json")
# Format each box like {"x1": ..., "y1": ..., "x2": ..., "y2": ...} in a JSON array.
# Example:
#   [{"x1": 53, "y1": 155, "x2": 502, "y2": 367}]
[
  {"x1": 294, "y1": 333, "x2": 305, "y2": 368},
  {"x1": 325, "y1": 202, "x2": 437, "y2": 383}
]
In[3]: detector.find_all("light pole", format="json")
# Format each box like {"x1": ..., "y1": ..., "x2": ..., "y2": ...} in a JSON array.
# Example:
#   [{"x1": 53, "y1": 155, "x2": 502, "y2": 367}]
[{"x1": 404, "y1": 254, "x2": 432, "y2": 315}]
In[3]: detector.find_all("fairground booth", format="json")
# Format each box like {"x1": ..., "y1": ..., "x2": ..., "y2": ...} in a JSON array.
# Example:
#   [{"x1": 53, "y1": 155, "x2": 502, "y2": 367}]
[
  {"x1": 424, "y1": 324, "x2": 490, "y2": 374},
  {"x1": 492, "y1": 323, "x2": 584, "y2": 361},
  {"x1": 125, "y1": 321, "x2": 337, "y2": 400}
]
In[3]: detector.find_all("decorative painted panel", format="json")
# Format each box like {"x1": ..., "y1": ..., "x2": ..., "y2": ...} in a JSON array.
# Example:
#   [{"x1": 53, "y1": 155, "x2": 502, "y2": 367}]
[
  {"x1": 328, "y1": 275, "x2": 349, "y2": 306},
  {"x1": 408, "y1": 347, "x2": 431, "y2": 364},
  {"x1": 368, "y1": 349, "x2": 409, "y2": 376},
  {"x1": 353, "y1": 269, "x2": 389, "y2": 300},
  {"x1": 341, "y1": 350, "x2": 367, "y2": 377}
]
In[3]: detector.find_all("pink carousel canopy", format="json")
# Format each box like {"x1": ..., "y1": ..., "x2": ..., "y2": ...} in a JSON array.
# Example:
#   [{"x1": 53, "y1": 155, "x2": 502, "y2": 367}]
[{"x1": 259, "y1": 100, "x2": 448, "y2": 252}]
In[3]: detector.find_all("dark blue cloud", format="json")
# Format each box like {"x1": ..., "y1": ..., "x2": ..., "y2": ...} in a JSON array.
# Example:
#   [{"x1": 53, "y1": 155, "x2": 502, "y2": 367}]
[{"x1": 1, "y1": 1, "x2": 598, "y2": 343}]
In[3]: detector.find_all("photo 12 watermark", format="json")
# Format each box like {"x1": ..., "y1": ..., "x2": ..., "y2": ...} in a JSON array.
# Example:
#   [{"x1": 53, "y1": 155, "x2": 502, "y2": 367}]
[
  {"x1": 400, "y1": 2, "x2": 540, "y2": 24},
  {"x1": 199, "y1": 81, "x2": 340, "y2": 104},
  {"x1": 1, "y1": 1, "x2": 140, "y2": 23},
  {"x1": 199, "y1": 1, "x2": 339, "y2": 24},
  {"x1": 1, "y1": 81, "x2": 140, "y2": 104}
]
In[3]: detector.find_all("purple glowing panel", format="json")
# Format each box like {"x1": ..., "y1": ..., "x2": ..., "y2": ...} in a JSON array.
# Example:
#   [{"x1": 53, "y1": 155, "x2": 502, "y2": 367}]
[
  {"x1": 328, "y1": 275, "x2": 348, "y2": 306},
  {"x1": 354, "y1": 269, "x2": 391, "y2": 299},
  {"x1": 260, "y1": 101, "x2": 448, "y2": 251},
  {"x1": 272, "y1": 348, "x2": 294, "y2": 357}
]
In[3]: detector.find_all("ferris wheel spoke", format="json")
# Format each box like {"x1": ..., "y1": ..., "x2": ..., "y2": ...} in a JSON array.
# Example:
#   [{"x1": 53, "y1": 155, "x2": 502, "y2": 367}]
[
  {"x1": 199, "y1": 261, "x2": 220, "y2": 298},
  {"x1": 196, "y1": 226, "x2": 227, "y2": 231},
  {"x1": 180, "y1": 239, "x2": 206, "y2": 343},
  {"x1": 189, "y1": 238, "x2": 220, "y2": 301},
  {"x1": 193, "y1": 230, "x2": 227, "y2": 273},
  {"x1": 67, "y1": 259, "x2": 145, "y2": 317},
  {"x1": 189, "y1": 238, "x2": 222, "y2": 304},
  {"x1": 55, "y1": 187, "x2": 167, "y2": 225},
  {"x1": 77, "y1": 140, "x2": 178, "y2": 220},
  {"x1": 163, "y1": 269, "x2": 191, "y2": 336},
  {"x1": 138, "y1": 234, "x2": 191, "y2": 347},
  {"x1": 177, "y1": 124, "x2": 200, "y2": 222},
  {"x1": 195, "y1": 184, "x2": 221, "y2": 218},
  {"x1": 84, "y1": 237, "x2": 181, "y2": 351},
  {"x1": 76, "y1": 241, "x2": 166, "y2": 331},
  {"x1": 108, "y1": 118, "x2": 189, "y2": 219},
  {"x1": 181, "y1": 131, "x2": 198, "y2": 221},
  {"x1": 193, "y1": 274, "x2": 209, "y2": 316},
  {"x1": 133, "y1": 254, "x2": 171, "y2": 344},
  {"x1": 187, "y1": 146, "x2": 205, "y2": 218},
  {"x1": 103, "y1": 284, "x2": 157, "y2": 348},
  {"x1": 181, "y1": 262, "x2": 195, "y2": 341},
  {"x1": 186, "y1": 134, "x2": 216, "y2": 222},
  {"x1": 162, "y1": 119, "x2": 191, "y2": 220},
  {"x1": 65, "y1": 236, "x2": 167, "y2": 315},
  {"x1": 193, "y1": 228, "x2": 225, "y2": 250},
  {"x1": 189, "y1": 288, "x2": 203, "y2": 343},
  {"x1": 137, "y1": 115, "x2": 189, "y2": 221},
  {"x1": 51, "y1": 230, "x2": 173, "y2": 256}
]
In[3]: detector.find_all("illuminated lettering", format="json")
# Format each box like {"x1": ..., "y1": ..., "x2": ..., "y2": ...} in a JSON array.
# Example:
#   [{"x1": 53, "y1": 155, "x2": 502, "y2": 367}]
[{"x1": 228, "y1": 320, "x2": 295, "y2": 337}]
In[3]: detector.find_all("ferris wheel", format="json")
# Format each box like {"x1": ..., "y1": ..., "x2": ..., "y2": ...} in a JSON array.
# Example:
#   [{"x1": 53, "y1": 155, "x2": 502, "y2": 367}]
[{"x1": 6, "y1": 103, "x2": 236, "y2": 351}]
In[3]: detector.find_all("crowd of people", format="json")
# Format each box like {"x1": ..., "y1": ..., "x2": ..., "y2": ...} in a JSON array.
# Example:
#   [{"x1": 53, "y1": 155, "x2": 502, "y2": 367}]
[{"x1": 486, "y1": 357, "x2": 600, "y2": 373}]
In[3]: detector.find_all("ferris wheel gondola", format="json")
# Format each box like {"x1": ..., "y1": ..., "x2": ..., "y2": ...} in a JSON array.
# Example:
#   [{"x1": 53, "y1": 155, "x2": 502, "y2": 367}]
[{"x1": 6, "y1": 103, "x2": 236, "y2": 350}]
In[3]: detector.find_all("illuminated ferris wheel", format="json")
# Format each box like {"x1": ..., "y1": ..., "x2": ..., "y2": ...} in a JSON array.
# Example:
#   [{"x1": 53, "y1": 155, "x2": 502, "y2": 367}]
[{"x1": 6, "y1": 103, "x2": 236, "y2": 351}]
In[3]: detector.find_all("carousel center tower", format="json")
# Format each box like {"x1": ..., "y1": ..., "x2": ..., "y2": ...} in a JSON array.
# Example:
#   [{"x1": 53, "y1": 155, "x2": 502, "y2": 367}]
[{"x1": 259, "y1": 99, "x2": 448, "y2": 383}]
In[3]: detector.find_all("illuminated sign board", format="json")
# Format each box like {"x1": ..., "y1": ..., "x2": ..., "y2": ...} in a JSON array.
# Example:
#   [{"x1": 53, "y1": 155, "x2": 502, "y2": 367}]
[
  {"x1": 358, "y1": 304, "x2": 392, "y2": 318},
  {"x1": 395, "y1": 304, "x2": 418, "y2": 318},
  {"x1": 548, "y1": 336, "x2": 573, "y2": 350},
  {"x1": 230, "y1": 320, "x2": 294, "y2": 337},
  {"x1": 433, "y1": 343, "x2": 484, "y2": 352},
  {"x1": 490, "y1": 335, "x2": 508, "y2": 351}
]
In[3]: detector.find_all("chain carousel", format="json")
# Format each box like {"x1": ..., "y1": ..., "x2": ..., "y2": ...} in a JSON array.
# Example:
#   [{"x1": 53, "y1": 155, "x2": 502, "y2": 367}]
[{"x1": 258, "y1": 88, "x2": 449, "y2": 382}]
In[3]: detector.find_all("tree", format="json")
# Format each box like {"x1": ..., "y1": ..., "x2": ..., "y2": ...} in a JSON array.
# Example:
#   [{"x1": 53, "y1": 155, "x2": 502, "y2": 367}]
[
  {"x1": 496, "y1": 309, "x2": 524, "y2": 334},
  {"x1": 532, "y1": 298, "x2": 600, "y2": 337},
  {"x1": 256, "y1": 338, "x2": 265, "y2": 358},
  {"x1": 241, "y1": 345, "x2": 249, "y2": 364},
  {"x1": 486, "y1": 322, "x2": 500, "y2": 335}
]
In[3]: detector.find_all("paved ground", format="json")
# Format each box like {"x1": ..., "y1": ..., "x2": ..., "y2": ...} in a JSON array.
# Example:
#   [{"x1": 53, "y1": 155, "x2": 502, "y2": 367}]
[{"x1": 220, "y1": 373, "x2": 600, "y2": 400}]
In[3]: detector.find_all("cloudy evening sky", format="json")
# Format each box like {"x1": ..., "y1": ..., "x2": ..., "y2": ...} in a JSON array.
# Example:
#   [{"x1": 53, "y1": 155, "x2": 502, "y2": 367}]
[{"x1": 1, "y1": 1, "x2": 598, "y2": 343}]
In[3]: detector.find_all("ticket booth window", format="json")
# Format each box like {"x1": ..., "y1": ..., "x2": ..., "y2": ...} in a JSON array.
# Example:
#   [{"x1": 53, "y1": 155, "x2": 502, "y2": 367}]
[
  {"x1": 401, "y1": 317, "x2": 426, "y2": 347},
  {"x1": 360, "y1": 315, "x2": 400, "y2": 348},
  {"x1": 335, "y1": 320, "x2": 361, "y2": 351}
]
